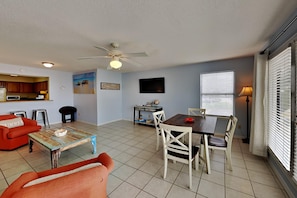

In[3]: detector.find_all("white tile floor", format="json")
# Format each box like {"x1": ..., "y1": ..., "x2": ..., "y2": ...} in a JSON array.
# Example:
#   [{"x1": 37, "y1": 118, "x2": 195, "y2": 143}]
[{"x1": 0, "y1": 120, "x2": 289, "y2": 198}]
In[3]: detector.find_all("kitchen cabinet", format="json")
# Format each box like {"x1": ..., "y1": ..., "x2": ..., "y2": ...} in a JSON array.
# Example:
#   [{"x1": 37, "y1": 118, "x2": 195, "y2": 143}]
[
  {"x1": 20, "y1": 82, "x2": 33, "y2": 93},
  {"x1": 7, "y1": 82, "x2": 20, "y2": 93},
  {"x1": 34, "y1": 81, "x2": 48, "y2": 93},
  {"x1": 0, "y1": 81, "x2": 6, "y2": 88}
]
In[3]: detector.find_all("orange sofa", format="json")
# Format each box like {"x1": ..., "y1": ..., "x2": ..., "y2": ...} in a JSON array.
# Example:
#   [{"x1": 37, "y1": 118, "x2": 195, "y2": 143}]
[
  {"x1": 0, "y1": 114, "x2": 41, "y2": 150},
  {"x1": 0, "y1": 152, "x2": 114, "y2": 198}
]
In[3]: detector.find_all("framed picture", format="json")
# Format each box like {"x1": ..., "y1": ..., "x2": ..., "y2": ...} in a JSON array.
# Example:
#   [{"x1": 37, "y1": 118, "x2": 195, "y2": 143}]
[
  {"x1": 73, "y1": 72, "x2": 96, "y2": 94},
  {"x1": 100, "y1": 82, "x2": 120, "y2": 90}
]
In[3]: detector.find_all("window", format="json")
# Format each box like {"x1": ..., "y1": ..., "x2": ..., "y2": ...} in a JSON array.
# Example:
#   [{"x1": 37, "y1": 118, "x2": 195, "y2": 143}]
[
  {"x1": 268, "y1": 47, "x2": 292, "y2": 171},
  {"x1": 200, "y1": 71, "x2": 234, "y2": 116}
]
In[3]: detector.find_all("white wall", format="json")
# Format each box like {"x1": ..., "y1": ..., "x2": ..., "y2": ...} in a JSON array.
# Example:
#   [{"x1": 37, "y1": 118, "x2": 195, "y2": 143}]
[
  {"x1": 122, "y1": 56, "x2": 254, "y2": 138},
  {"x1": 73, "y1": 70, "x2": 98, "y2": 125},
  {"x1": 96, "y1": 69, "x2": 122, "y2": 125},
  {"x1": 73, "y1": 69, "x2": 122, "y2": 126},
  {"x1": 0, "y1": 63, "x2": 74, "y2": 125}
]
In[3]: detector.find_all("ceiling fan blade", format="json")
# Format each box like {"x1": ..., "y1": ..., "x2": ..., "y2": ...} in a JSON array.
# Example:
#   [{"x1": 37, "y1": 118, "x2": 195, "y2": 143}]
[
  {"x1": 121, "y1": 57, "x2": 142, "y2": 67},
  {"x1": 122, "y1": 52, "x2": 148, "y2": 57},
  {"x1": 94, "y1": 46, "x2": 111, "y2": 52},
  {"x1": 78, "y1": 55, "x2": 110, "y2": 60}
]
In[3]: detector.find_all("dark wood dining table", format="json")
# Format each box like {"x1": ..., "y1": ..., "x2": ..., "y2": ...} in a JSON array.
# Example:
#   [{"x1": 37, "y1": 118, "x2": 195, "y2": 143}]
[{"x1": 164, "y1": 114, "x2": 217, "y2": 174}]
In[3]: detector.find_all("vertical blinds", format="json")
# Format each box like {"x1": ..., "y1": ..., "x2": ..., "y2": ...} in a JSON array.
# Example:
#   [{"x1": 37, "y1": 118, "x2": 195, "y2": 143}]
[
  {"x1": 293, "y1": 42, "x2": 297, "y2": 182},
  {"x1": 268, "y1": 47, "x2": 291, "y2": 171}
]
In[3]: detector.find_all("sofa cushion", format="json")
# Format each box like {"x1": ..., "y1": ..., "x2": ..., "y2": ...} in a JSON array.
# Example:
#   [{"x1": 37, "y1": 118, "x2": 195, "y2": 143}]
[
  {"x1": 23, "y1": 162, "x2": 102, "y2": 187},
  {"x1": 0, "y1": 117, "x2": 24, "y2": 128},
  {"x1": 7, "y1": 126, "x2": 41, "y2": 139}
]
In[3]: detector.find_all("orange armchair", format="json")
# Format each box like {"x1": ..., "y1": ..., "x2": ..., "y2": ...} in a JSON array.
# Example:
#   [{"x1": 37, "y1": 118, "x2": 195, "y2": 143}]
[
  {"x1": 0, "y1": 114, "x2": 41, "y2": 150},
  {"x1": 0, "y1": 152, "x2": 114, "y2": 198}
]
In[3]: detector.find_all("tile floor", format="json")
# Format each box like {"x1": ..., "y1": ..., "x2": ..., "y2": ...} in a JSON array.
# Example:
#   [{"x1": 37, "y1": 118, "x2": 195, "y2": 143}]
[{"x1": 0, "y1": 120, "x2": 289, "y2": 198}]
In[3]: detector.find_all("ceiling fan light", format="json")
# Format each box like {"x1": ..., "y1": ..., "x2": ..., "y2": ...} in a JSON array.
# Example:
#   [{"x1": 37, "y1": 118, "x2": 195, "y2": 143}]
[
  {"x1": 110, "y1": 59, "x2": 122, "y2": 69},
  {"x1": 42, "y1": 62, "x2": 54, "y2": 68}
]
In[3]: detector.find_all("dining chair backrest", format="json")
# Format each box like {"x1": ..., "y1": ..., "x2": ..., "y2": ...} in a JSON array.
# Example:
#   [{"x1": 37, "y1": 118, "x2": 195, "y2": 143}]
[
  {"x1": 152, "y1": 110, "x2": 166, "y2": 150},
  {"x1": 152, "y1": 110, "x2": 166, "y2": 127},
  {"x1": 160, "y1": 123, "x2": 193, "y2": 160},
  {"x1": 188, "y1": 108, "x2": 206, "y2": 117},
  {"x1": 224, "y1": 115, "x2": 238, "y2": 149},
  {"x1": 159, "y1": 123, "x2": 199, "y2": 189}
]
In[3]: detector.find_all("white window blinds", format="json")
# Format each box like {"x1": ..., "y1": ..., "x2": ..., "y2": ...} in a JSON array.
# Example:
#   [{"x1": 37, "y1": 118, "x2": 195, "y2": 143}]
[
  {"x1": 268, "y1": 47, "x2": 291, "y2": 171},
  {"x1": 293, "y1": 42, "x2": 297, "y2": 182},
  {"x1": 200, "y1": 71, "x2": 234, "y2": 116}
]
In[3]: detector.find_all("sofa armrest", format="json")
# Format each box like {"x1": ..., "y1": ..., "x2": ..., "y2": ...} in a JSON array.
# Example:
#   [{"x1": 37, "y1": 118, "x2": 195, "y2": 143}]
[
  {"x1": 97, "y1": 152, "x2": 114, "y2": 173},
  {"x1": 10, "y1": 166, "x2": 108, "y2": 198},
  {"x1": 0, "y1": 172, "x2": 38, "y2": 198},
  {"x1": 0, "y1": 126, "x2": 10, "y2": 140},
  {"x1": 38, "y1": 152, "x2": 114, "y2": 177},
  {"x1": 21, "y1": 118, "x2": 38, "y2": 126}
]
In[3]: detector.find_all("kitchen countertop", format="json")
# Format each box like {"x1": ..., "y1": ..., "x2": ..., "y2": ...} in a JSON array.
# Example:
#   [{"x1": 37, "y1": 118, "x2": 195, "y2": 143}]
[{"x1": 0, "y1": 99, "x2": 51, "y2": 102}]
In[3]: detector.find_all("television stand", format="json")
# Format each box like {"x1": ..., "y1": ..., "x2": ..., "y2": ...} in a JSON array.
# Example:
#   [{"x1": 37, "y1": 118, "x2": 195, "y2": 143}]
[{"x1": 133, "y1": 105, "x2": 163, "y2": 126}]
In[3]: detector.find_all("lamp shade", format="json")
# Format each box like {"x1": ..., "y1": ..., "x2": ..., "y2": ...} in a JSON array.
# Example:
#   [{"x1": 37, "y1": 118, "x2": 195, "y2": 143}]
[
  {"x1": 239, "y1": 86, "x2": 253, "y2": 96},
  {"x1": 110, "y1": 57, "x2": 122, "y2": 69}
]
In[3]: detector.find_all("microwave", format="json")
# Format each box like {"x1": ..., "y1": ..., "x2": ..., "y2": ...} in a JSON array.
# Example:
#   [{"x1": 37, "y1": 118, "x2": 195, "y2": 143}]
[{"x1": 6, "y1": 95, "x2": 20, "y2": 101}]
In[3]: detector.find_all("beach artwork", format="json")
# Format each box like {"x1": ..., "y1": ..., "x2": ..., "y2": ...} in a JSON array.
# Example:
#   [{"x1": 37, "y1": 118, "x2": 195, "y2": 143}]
[{"x1": 73, "y1": 72, "x2": 96, "y2": 94}]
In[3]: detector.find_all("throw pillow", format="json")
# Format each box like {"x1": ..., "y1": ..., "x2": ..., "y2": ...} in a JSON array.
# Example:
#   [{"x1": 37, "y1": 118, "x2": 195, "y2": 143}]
[{"x1": 0, "y1": 117, "x2": 24, "y2": 128}]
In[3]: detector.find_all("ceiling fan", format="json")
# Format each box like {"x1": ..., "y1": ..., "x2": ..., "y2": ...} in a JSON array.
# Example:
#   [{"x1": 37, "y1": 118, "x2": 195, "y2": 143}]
[{"x1": 78, "y1": 42, "x2": 148, "y2": 70}]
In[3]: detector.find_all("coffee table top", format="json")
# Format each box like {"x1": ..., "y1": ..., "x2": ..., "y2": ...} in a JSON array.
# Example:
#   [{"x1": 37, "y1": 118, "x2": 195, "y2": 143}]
[{"x1": 28, "y1": 126, "x2": 96, "y2": 151}]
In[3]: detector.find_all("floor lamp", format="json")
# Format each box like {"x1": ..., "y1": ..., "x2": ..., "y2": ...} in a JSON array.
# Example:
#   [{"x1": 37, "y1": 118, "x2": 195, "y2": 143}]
[{"x1": 239, "y1": 86, "x2": 253, "y2": 144}]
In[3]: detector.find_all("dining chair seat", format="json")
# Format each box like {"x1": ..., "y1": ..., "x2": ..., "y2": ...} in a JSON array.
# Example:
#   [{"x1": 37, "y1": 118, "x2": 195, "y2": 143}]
[
  {"x1": 208, "y1": 136, "x2": 227, "y2": 147},
  {"x1": 168, "y1": 146, "x2": 199, "y2": 159}
]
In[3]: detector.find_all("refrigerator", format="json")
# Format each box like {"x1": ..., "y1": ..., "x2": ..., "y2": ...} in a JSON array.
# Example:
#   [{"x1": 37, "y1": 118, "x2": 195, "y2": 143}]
[{"x1": 0, "y1": 88, "x2": 7, "y2": 101}]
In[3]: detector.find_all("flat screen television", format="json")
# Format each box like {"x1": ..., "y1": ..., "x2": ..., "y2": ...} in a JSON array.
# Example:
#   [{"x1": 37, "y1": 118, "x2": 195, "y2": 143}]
[{"x1": 139, "y1": 77, "x2": 165, "y2": 93}]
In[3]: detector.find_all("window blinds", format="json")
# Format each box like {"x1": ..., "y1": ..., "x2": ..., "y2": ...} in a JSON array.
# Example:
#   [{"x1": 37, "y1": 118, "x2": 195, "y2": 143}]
[
  {"x1": 200, "y1": 71, "x2": 234, "y2": 116},
  {"x1": 268, "y1": 47, "x2": 291, "y2": 171},
  {"x1": 293, "y1": 42, "x2": 297, "y2": 182}
]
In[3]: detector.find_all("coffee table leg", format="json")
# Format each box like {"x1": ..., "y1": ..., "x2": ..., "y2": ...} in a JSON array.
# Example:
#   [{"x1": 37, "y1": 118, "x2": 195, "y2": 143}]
[
  {"x1": 29, "y1": 139, "x2": 33, "y2": 153},
  {"x1": 51, "y1": 150, "x2": 59, "y2": 169},
  {"x1": 91, "y1": 136, "x2": 97, "y2": 154}
]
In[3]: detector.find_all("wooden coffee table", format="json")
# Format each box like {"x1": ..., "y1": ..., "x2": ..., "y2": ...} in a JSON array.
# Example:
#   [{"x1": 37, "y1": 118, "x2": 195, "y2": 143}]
[{"x1": 28, "y1": 126, "x2": 97, "y2": 169}]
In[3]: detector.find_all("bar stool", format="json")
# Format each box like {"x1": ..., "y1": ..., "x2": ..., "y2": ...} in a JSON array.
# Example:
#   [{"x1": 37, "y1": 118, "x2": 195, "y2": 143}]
[
  {"x1": 10, "y1": 110, "x2": 27, "y2": 118},
  {"x1": 32, "y1": 109, "x2": 50, "y2": 128}
]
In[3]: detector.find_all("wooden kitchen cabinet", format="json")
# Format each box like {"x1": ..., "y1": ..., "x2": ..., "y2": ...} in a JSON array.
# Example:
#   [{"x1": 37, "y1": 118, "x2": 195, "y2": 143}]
[
  {"x1": 7, "y1": 82, "x2": 20, "y2": 93},
  {"x1": 20, "y1": 82, "x2": 33, "y2": 93},
  {"x1": 0, "y1": 81, "x2": 6, "y2": 88},
  {"x1": 34, "y1": 81, "x2": 48, "y2": 93}
]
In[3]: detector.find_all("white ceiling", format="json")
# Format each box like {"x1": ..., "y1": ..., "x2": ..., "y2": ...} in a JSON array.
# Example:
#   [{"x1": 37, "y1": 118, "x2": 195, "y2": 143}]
[{"x1": 0, "y1": 0, "x2": 296, "y2": 73}]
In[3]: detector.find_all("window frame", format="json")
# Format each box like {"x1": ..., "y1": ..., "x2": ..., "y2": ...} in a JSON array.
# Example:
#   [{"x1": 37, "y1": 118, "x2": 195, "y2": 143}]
[{"x1": 200, "y1": 71, "x2": 235, "y2": 116}]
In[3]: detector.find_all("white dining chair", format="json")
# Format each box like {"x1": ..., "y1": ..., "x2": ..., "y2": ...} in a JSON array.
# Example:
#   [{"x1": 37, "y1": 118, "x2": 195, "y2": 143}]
[
  {"x1": 200, "y1": 115, "x2": 238, "y2": 170},
  {"x1": 188, "y1": 108, "x2": 206, "y2": 146},
  {"x1": 152, "y1": 110, "x2": 166, "y2": 151},
  {"x1": 188, "y1": 108, "x2": 206, "y2": 117},
  {"x1": 159, "y1": 123, "x2": 199, "y2": 189}
]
